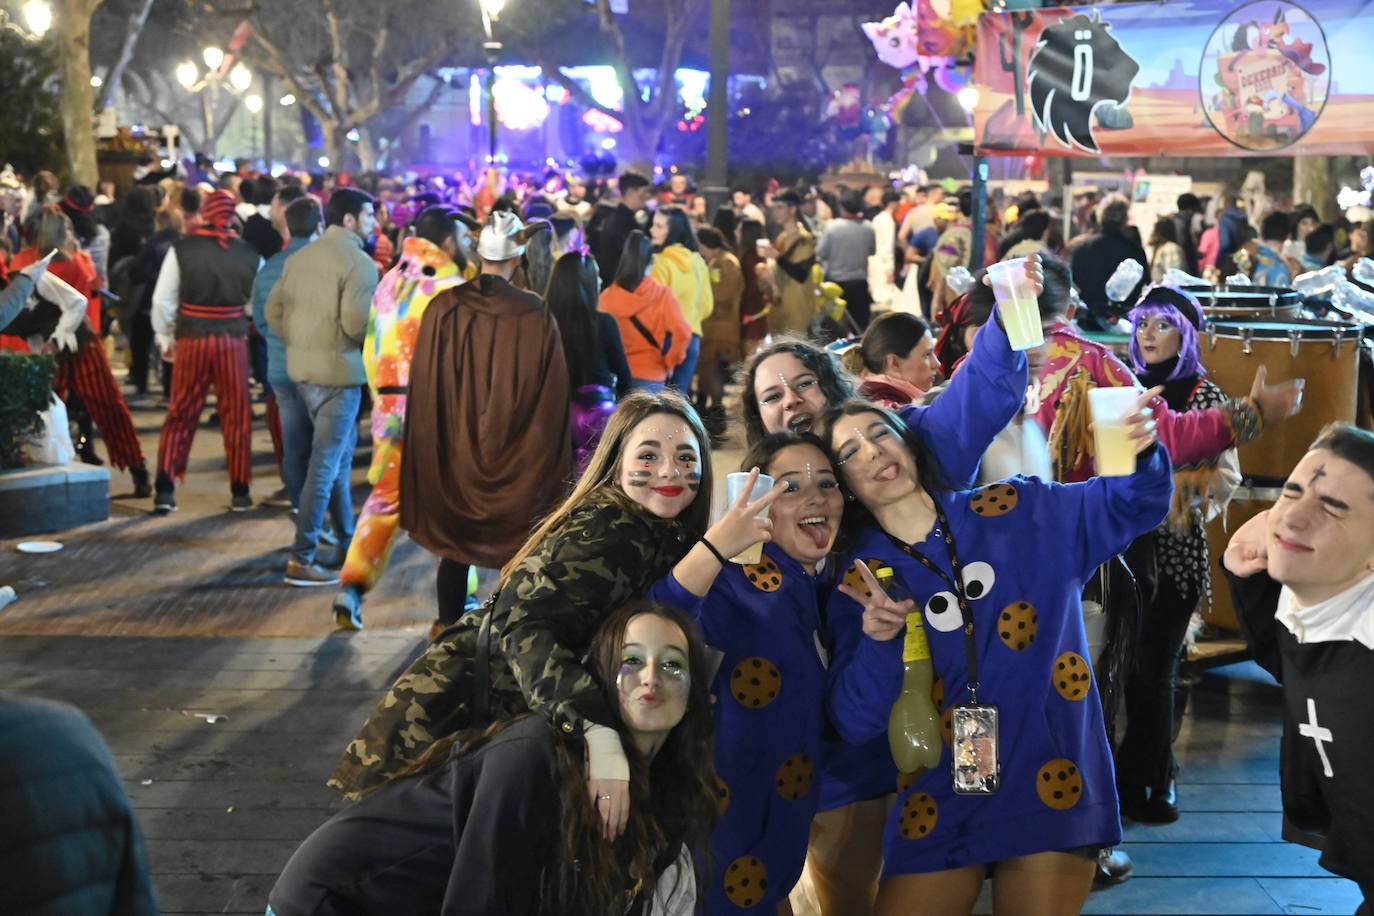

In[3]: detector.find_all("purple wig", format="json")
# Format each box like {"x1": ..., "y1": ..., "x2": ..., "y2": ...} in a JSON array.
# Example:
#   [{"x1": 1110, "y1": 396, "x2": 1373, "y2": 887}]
[{"x1": 1127, "y1": 285, "x2": 1206, "y2": 379}]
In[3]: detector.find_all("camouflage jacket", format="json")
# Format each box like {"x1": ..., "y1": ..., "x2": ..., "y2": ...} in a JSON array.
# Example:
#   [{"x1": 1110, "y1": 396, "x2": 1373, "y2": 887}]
[{"x1": 330, "y1": 494, "x2": 688, "y2": 797}]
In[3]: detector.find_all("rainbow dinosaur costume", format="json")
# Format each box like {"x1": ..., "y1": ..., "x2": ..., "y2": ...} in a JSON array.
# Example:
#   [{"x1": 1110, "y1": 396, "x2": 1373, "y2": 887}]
[{"x1": 339, "y1": 237, "x2": 469, "y2": 594}]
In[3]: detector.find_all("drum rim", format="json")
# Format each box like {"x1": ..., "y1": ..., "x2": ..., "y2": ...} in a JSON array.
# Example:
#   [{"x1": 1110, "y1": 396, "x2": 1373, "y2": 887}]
[
  {"x1": 1204, "y1": 317, "x2": 1365, "y2": 338},
  {"x1": 1182, "y1": 284, "x2": 1301, "y2": 305}
]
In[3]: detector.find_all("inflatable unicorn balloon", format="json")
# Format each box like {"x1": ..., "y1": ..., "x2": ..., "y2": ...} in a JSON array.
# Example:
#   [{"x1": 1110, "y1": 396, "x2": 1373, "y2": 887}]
[{"x1": 863, "y1": 1, "x2": 975, "y2": 115}]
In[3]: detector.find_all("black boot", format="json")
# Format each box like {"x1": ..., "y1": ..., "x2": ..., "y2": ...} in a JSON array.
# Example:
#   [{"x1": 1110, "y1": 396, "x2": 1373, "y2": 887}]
[
  {"x1": 153, "y1": 472, "x2": 176, "y2": 515},
  {"x1": 130, "y1": 464, "x2": 152, "y2": 499},
  {"x1": 1142, "y1": 778, "x2": 1180, "y2": 824}
]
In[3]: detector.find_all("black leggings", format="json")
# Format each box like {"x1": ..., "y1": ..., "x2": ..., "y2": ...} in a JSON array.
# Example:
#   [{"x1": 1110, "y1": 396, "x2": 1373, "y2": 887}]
[
  {"x1": 1115, "y1": 566, "x2": 1202, "y2": 791},
  {"x1": 128, "y1": 312, "x2": 155, "y2": 393},
  {"x1": 435, "y1": 559, "x2": 471, "y2": 626}
]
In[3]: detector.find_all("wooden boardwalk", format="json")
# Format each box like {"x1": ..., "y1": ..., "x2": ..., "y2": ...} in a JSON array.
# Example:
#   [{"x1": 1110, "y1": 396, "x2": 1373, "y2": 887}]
[{"x1": 0, "y1": 640, "x2": 1361, "y2": 914}]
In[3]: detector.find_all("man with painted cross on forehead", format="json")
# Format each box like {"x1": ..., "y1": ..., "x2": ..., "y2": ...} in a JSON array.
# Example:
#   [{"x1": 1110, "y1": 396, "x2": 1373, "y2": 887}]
[{"x1": 1223, "y1": 423, "x2": 1374, "y2": 913}]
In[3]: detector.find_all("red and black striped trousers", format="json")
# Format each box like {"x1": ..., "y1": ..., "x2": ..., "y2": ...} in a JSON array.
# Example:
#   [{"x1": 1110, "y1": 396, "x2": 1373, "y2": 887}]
[
  {"x1": 155, "y1": 333, "x2": 252, "y2": 487},
  {"x1": 53, "y1": 341, "x2": 146, "y2": 470}
]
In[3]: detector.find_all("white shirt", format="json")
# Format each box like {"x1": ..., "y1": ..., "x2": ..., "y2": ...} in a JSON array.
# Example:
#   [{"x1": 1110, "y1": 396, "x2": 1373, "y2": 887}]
[
  {"x1": 869, "y1": 209, "x2": 897, "y2": 306},
  {"x1": 1276, "y1": 570, "x2": 1374, "y2": 648},
  {"x1": 150, "y1": 248, "x2": 182, "y2": 352},
  {"x1": 150, "y1": 246, "x2": 263, "y2": 354}
]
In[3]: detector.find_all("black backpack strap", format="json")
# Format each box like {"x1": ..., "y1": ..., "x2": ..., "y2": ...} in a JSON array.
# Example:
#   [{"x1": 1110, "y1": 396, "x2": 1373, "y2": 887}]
[{"x1": 628, "y1": 314, "x2": 661, "y2": 352}]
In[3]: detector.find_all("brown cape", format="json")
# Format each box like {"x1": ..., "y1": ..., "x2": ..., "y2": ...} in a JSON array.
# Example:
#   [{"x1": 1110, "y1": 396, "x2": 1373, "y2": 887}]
[{"x1": 400, "y1": 274, "x2": 572, "y2": 567}]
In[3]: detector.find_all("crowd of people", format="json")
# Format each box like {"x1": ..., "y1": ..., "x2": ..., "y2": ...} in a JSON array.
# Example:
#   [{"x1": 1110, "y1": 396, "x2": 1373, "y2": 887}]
[{"x1": 1, "y1": 157, "x2": 1370, "y2": 914}]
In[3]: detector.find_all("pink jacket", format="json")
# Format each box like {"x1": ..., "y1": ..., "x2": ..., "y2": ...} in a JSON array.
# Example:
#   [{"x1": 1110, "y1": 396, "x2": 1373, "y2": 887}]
[{"x1": 1031, "y1": 321, "x2": 1235, "y2": 482}]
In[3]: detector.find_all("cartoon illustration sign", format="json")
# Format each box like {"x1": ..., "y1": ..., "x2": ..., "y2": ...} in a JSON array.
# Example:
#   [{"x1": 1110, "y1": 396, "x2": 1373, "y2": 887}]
[
  {"x1": 974, "y1": 0, "x2": 1374, "y2": 157},
  {"x1": 1201, "y1": 2, "x2": 1331, "y2": 151}
]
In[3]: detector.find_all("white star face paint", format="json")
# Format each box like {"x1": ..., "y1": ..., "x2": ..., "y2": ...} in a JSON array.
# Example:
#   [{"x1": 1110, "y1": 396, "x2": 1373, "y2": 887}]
[
  {"x1": 619, "y1": 414, "x2": 701, "y2": 519},
  {"x1": 829, "y1": 412, "x2": 919, "y2": 512},
  {"x1": 766, "y1": 443, "x2": 844, "y2": 574}
]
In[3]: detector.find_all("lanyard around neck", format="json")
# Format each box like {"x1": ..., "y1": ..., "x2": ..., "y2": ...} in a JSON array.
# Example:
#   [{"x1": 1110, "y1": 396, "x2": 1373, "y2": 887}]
[{"x1": 884, "y1": 498, "x2": 982, "y2": 701}]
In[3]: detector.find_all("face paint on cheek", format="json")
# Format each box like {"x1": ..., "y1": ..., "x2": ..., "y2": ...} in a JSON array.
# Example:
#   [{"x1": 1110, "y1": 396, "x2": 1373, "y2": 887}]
[
  {"x1": 627, "y1": 470, "x2": 652, "y2": 488},
  {"x1": 685, "y1": 470, "x2": 702, "y2": 492}
]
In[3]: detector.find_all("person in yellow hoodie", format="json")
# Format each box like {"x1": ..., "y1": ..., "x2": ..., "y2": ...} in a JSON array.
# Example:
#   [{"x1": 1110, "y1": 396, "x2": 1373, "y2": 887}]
[
  {"x1": 650, "y1": 206, "x2": 713, "y2": 394},
  {"x1": 600, "y1": 230, "x2": 692, "y2": 393}
]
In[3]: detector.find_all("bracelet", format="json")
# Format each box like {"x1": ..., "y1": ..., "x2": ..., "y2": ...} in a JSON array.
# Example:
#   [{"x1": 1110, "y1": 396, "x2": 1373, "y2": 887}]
[
  {"x1": 699, "y1": 537, "x2": 728, "y2": 566},
  {"x1": 1228, "y1": 396, "x2": 1264, "y2": 446}
]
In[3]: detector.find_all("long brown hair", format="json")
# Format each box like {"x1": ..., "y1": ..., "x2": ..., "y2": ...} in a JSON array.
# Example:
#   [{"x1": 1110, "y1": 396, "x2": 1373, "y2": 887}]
[
  {"x1": 499, "y1": 390, "x2": 713, "y2": 580},
  {"x1": 394, "y1": 601, "x2": 719, "y2": 914},
  {"x1": 544, "y1": 600, "x2": 719, "y2": 914}
]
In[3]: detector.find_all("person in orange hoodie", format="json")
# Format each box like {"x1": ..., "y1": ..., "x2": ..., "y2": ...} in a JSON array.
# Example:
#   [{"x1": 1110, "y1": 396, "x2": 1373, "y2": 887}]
[{"x1": 598, "y1": 230, "x2": 691, "y2": 393}]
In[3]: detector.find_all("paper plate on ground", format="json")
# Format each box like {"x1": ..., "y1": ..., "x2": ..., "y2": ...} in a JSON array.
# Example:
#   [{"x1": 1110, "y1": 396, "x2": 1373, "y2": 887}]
[{"x1": 16, "y1": 541, "x2": 63, "y2": 554}]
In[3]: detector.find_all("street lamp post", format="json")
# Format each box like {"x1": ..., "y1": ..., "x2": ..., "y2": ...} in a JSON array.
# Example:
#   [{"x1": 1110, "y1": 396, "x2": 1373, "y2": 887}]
[
  {"x1": 175, "y1": 46, "x2": 253, "y2": 159},
  {"x1": 244, "y1": 92, "x2": 263, "y2": 161},
  {"x1": 703, "y1": 0, "x2": 730, "y2": 217},
  {"x1": 478, "y1": 0, "x2": 505, "y2": 163}
]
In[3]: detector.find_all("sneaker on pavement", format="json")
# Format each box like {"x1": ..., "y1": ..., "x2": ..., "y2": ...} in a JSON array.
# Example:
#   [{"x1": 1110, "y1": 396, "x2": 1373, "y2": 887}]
[
  {"x1": 230, "y1": 493, "x2": 254, "y2": 512},
  {"x1": 285, "y1": 560, "x2": 339, "y2": 587},
  {"x1": 153, "y1": 490, "x2": 176, "y2": 515},
  {"x1": 333, "y1": 587, "x2": 364, "y2": 631},
  {"x1": 261, "y1": 487, "x2": 292, "y2": 509}
]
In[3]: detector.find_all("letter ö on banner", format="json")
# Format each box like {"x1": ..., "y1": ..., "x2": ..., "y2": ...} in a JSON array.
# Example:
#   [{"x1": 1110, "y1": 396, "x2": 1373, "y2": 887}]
[{"x1": 1071, "y1": 32, "x2": 1094, "y2": 102}]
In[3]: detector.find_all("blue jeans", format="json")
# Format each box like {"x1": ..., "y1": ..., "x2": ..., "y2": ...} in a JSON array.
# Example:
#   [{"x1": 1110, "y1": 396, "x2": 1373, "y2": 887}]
[
  {"x1": 668, "y1": 333, "x2": 701, "y2": 393},
  {"x1": 631, "y1": 379, "x2": 666, "y2": 394},
  {"x1": 273, "y1": 377, "x2": 308, "y2": 508},
  {"x1": 289, "y1": 382, "x2": 360, "y2": 565}
]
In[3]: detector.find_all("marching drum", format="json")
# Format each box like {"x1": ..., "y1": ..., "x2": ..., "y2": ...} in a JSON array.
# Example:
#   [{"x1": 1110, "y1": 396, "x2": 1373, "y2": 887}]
[
  {"x1": 1203, "y1": 485, "x2": 1277, "y2": 631},
  {"x1": 1183, "y1": 284, "x2": 1302, "y2": 320},
  {"x1": 1203, "y1": 318, "x2": 1363, "y2": 482}
]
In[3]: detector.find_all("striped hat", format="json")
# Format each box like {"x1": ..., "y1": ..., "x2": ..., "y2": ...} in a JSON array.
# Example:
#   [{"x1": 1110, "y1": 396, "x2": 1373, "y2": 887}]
[{"x1": 200, "y1": 189, "x2": 237, "y2": 229}]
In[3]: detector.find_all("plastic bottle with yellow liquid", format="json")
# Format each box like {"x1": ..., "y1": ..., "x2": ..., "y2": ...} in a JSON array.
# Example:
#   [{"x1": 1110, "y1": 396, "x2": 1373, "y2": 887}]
[{"x1": 876, "y1": 566, "x2": 943, "y2": 774}]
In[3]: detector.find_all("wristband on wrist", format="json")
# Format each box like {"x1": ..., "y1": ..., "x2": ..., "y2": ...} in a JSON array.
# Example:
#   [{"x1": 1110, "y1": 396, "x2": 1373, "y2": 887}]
[
  {"x1": 699, "y1": 537, "x2": 728, "y2": 566},
  {"x1": 1229, "y1": 396, "x2": 1264, "y2": 446}
]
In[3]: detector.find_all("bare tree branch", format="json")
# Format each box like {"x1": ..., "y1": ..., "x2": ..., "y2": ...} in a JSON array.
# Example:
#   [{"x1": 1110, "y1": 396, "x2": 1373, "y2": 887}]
[
  {"x1": 320, "y1": 0, "x2": 353, "y2": 119},
  {"x1": 400, "y1": 74, "x2": 447, "y2": 123},
  {"x1": 99, "y1": 0, "x2": 156, "y2": 110},
  {"x1": 540, "y1": 62, "x2": 619, "y2": 120},
  {"x1": 243, "y1": 30, "x2": 332, "y2": 126}
]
